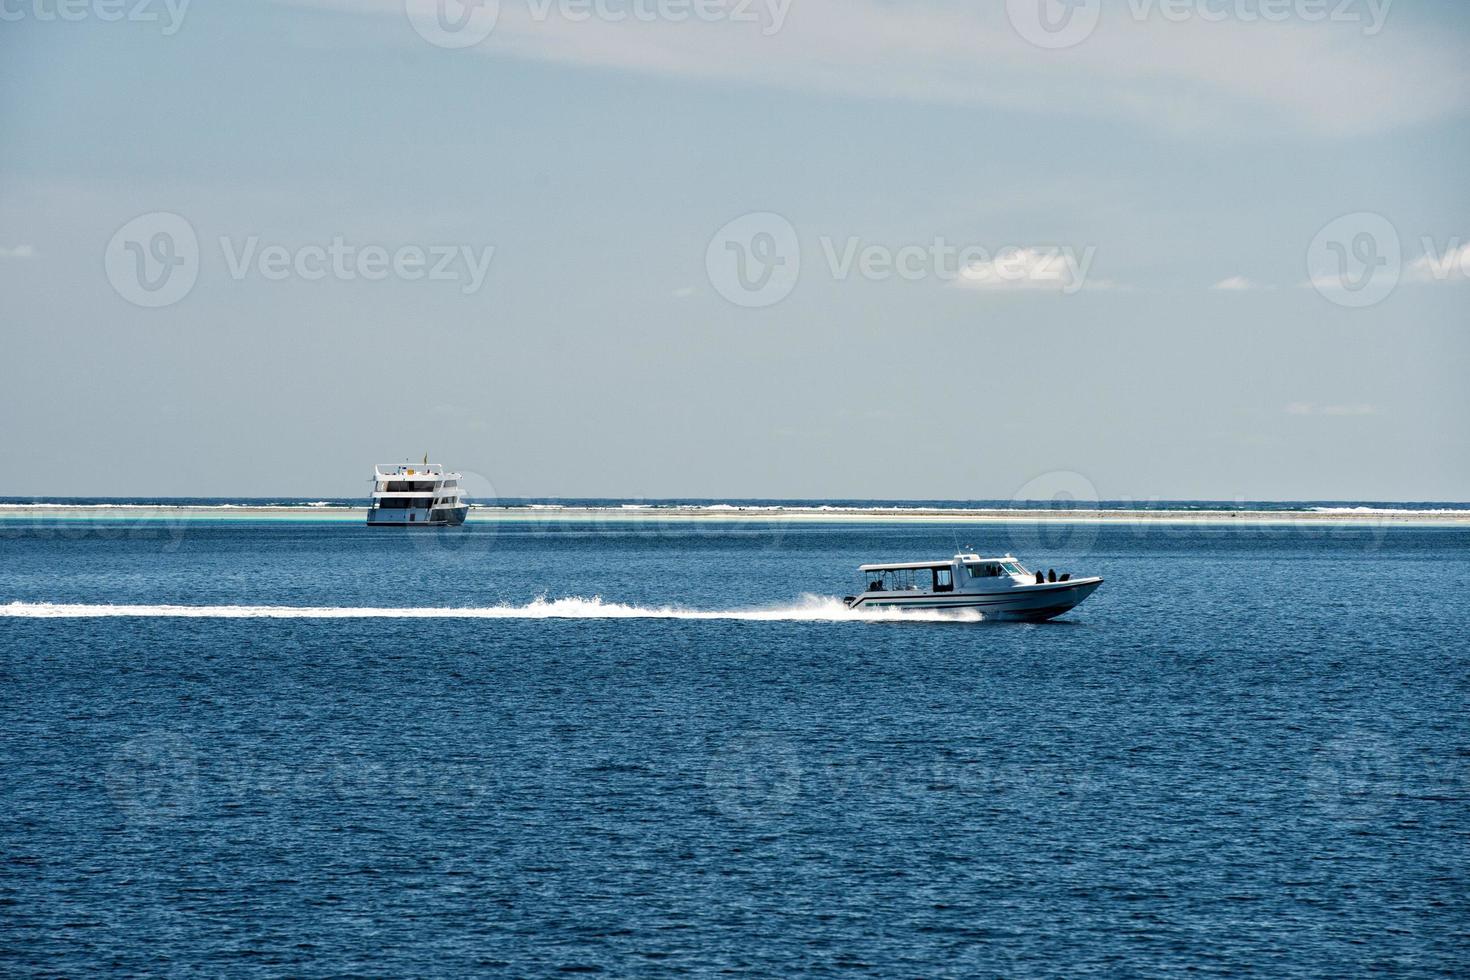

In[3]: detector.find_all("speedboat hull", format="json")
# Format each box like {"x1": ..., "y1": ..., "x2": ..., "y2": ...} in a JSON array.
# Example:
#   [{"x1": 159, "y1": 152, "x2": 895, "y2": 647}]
[{"x1": 846, "y1": 577, "x2": 1102, "y2": 622}]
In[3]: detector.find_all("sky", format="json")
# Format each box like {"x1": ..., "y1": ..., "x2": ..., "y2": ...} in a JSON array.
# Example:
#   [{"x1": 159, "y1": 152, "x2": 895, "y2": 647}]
[{"x1": 2, "y1": 0, "x2": 1467, "y2": 500}]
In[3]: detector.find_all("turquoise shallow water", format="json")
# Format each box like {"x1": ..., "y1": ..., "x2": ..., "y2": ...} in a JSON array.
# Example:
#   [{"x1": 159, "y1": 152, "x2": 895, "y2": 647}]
[{"x1": 1, "y1": 520, "x2": 1467, "y2": 975}]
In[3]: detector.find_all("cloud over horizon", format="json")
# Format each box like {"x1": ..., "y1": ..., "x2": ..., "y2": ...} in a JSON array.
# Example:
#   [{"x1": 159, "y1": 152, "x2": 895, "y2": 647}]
[{"x1": 289, "y1": 0, "x2": 1470, "y2": 138}]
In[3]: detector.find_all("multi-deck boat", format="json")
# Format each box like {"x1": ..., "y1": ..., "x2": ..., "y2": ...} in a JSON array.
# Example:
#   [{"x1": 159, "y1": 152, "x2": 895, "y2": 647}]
[
  {"x1": 844, "y1": 553, "x2": 1101, "y2": 622},
  {"x1": 366, "y1": 462, "x2": 469, "y2": 527}
]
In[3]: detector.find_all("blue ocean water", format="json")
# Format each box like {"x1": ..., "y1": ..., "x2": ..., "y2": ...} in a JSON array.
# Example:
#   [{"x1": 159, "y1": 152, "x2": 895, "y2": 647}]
[{"x1": 2, "y1": 519, "x2": 1468, "y2": 975}]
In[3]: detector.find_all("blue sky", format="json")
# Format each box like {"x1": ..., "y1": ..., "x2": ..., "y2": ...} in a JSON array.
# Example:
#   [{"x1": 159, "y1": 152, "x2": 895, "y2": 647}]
[{"x1": 2, "y1": 0, "x2": 1467, "y2": 499}]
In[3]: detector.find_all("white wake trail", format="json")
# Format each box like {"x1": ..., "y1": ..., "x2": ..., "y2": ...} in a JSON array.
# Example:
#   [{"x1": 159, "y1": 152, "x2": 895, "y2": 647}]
[{"x1": 0, "y1": 594, "x2": 983, "y2": 623}]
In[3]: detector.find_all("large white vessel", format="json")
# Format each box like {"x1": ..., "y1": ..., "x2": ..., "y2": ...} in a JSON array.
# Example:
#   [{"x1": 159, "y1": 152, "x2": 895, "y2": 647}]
[
  {"x1": 844, "y1": 553, "x2": 1101, "y2": 622},
  {"x1": 366, "y1": 461, "x2": 469, "y2": 527}
]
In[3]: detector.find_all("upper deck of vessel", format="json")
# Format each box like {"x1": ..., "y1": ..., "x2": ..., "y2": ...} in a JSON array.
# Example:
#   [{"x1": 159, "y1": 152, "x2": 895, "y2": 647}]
[
  {"x1": 373, "y1": 463, "x2": 456, "y2": 480},
  {"x1": 859, "y1": 553, "x2": 1019, "y2": 572}
]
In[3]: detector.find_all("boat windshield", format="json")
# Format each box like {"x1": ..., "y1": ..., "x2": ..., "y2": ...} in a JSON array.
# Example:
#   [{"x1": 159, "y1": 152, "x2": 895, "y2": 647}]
[{"x1": 1001, "y1": 560, "x2": 1027, "y2": 576}]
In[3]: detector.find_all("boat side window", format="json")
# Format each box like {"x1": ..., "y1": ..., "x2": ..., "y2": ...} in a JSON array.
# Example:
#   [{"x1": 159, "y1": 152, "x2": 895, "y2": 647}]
[{"x1": 934, "y1": 567, "x2": 953, "y2": 592}]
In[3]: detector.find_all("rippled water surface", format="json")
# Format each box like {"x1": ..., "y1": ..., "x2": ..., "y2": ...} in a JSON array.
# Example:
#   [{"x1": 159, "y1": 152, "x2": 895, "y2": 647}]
[{"x1": 2, "y1": 520, "x2": 1467, "y2": 975}]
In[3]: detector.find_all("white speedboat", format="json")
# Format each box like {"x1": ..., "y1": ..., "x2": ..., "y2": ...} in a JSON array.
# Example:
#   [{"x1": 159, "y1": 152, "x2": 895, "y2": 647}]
[
  {"x1": 844, "y1": 553, "x2": 1101, "y2": 622},
  {"x1": 366, "y1": 460, "x2": 469, "y2": 527}
]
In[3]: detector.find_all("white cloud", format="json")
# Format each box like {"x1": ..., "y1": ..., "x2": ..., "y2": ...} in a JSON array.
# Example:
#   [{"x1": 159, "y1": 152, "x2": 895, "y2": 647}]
[
  {"x1": 1211, "y1": 275, "x2": 1259, "y2": 291},
  {"x1": 285, "y1": 0, "x2": 1470, "y2": 138},
  {"x1": 953, "y1": 246, "x2": 1115, "y2": 294},
  {"x1": 1406, "y1": 240, "x2": 1470, "y2": 283},
  {"x1": 0, "y1": 245, "x2": 35, "y2": 259},
  {"x1": 1285, "y1": 402, "x2": 1378, "y2": 417}
]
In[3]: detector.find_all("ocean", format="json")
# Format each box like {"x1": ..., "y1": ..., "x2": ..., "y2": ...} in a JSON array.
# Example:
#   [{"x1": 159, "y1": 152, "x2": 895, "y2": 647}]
[
  {"x1": 4, "y1": 496, "x2": 1470, "y2": 514},
  {"x1": 2, "y1": 516, "x2": 1467, "y2": 975}
]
